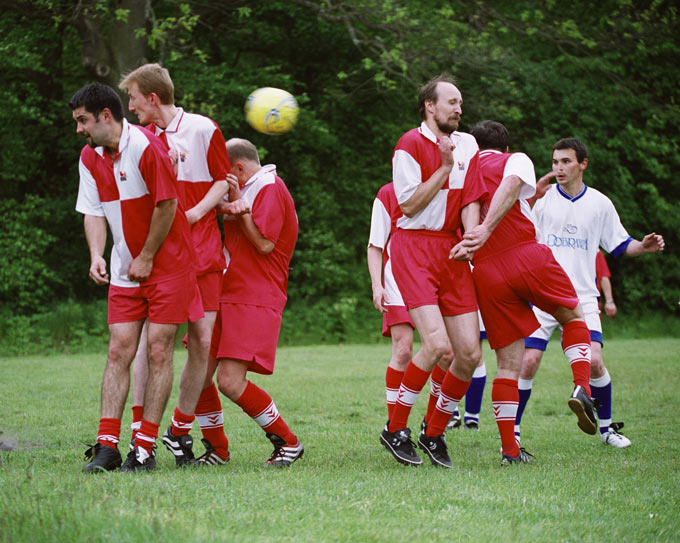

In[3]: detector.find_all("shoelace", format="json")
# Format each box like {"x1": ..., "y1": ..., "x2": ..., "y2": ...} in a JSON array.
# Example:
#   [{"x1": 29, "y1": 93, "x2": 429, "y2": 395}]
[
  {"x1": 518, "y1": 447, "x2": 535, "y2": 460},
  {"x1": 610, "y1": 422, "x2": 625, "y2": 434}
]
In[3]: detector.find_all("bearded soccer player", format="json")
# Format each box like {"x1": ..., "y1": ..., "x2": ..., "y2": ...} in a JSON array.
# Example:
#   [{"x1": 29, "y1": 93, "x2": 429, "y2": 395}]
[
  {"x1": 71, "y1": 83, "x2": 202, "y2": 472},
  {"x1": 380, "y1": 74, "x2": 487, "y2": 468},
  {"x1": 453, "y1": 120, "x2": 596, "y2": 464},
  {"x1": 515, "y1": 138, "x2": 664, "y2": 448}
]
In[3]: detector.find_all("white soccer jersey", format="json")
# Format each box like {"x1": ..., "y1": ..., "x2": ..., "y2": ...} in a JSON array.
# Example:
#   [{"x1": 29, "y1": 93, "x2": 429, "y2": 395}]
[{"x1": 532, "y1": 184, "x2": 632, "y2": 310}]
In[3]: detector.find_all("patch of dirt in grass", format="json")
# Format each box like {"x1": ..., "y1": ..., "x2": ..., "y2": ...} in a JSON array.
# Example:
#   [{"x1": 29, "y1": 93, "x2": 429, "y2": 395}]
[{"x1": 0, "y1": 431, "x2": 39, "y2": 451}]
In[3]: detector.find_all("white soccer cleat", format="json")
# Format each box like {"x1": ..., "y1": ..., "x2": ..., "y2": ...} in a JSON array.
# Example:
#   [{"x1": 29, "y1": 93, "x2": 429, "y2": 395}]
[{"x1": 601, "y1": 425, "x2": 632, "y2": 448}]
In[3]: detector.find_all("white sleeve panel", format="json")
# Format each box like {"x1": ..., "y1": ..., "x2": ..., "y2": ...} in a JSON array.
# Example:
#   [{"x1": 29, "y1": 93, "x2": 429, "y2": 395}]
[
  {"x1": 393, "y1": 149, "x2": 422, "y2": 205},
  {"x1": 597, "y1": 194, "x2": 631, "y2": 253},
  {"x1": 503, "y1": 153, "x2": 536, "y2": 200},
  {"x1": 75, "y1": 159, "x2": 105, "y2": 216},
  {"x1": 368, "y1": 198, "x2": 390, "y2": 249}
]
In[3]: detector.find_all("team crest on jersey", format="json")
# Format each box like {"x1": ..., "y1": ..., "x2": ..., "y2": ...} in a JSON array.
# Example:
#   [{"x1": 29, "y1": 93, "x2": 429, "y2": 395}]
[
  {"x1": 119, "y1": 171, "x2": 127, "y2": 181},
  {"x1": 563, "y1": 224, "x2": 577, "y2": 234},
  {"x1": 458, "y1": 161, "x2": 465, "y2": 170},
  {"x1": 180, "y1": 152, "x2": 187, "y2": 162}
]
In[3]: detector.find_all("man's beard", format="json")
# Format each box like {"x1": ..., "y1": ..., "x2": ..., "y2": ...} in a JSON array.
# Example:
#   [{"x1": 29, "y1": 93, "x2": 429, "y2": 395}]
[{"x1": 436, "y1": 116, "x2": 459, "y2": 134}]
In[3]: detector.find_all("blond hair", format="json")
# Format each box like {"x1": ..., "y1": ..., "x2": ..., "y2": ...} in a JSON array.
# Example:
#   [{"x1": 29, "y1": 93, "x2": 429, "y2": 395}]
[{"x1": 119, "y1": 63, "x2": 174, "y2": 105}]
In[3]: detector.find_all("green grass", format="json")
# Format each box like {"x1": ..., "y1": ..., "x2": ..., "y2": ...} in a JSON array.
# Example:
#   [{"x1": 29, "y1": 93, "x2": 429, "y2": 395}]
[{"x1": 1, "y1": 339, "x2": 679, "y2": 542}]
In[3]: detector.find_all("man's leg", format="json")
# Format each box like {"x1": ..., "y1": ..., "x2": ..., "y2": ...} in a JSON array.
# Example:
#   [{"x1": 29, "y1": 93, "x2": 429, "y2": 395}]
[
  {"x1": 194, "y1": 355, "x2": 231, "y2": 464},
  {"x1": 130, "y1": 319, "x2": 149, "y2": 447},
  {"x1": 217, "y1": 358, "x2": 303, "y2": 467},
  {"x1": 385, "y1": 323, "x2": 413, "y2": 420},
  {"x1": 462, "y1": 356, "x2": 486, "y2": 430},
  {"x1": 515, "y1": 347, "x2": 545, "y2": 442},
  {"x1": 425, "y1": 349, "x2": 453, "y2": 426}
]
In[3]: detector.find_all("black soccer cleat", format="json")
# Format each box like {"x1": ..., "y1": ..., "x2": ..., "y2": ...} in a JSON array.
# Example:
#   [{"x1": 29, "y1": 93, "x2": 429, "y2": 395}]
[
  {"x1": 380, "y1": 424, "x2": 422, "y2": 466},
  {"x1": 82, "y1": 443, "x2": 122, "y2": 473},
  {"x1": 120, "y1": 446, "x2": 157, "y2": 472},
  {"x1": 196, "y1": 438, "x2": 230, "y2": 466},
  {"x1": 567, "y1": 386, "x2": 598, "y2": 435},
  {"x1": 501, "y1": 447, "x2": 536, "y2": 466},
  {"x1": 446, "y1": 411, "x2": 462, "y2": 430},
  {"x1": 162, "y1": 426, "x2": 197, "y2": 467},
  {"x1": 263, "y1": 433, "x2": 304, "y2": 467},
  {"x1": 417, "y1": 432, "x2": 453, "y2": 468}
]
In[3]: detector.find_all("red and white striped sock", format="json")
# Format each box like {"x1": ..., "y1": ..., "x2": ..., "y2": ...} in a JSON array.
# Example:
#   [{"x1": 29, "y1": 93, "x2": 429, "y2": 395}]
[
  {"x1": 562, "y1": 320, "x2": 592, "y2": 397},
  {"x1": 130, "y1": 405, "x2": 143, "y2": 442},
  {"x1": 426, "y1": 372, "x2": 470, "y2": 437},
  {"x1": 235, "y1": 381, "x2": 298, "y2": 447},
  {"x1": 385, "y1": 366, "x2": 405, "y2": 420},
  {"x1": 195, "y1": 383, "x2": 229, "y2": 457},
  {"x1": 135, "y1": 419, "x2": 159, "y2": 455},
  {"x1": 170, "y1": 406, "x2": 194, "y2": 437},
  {"x1": 97, "y1": 418, "x2": 121, "y2": 449},
  {"x1": 424, "y1": 365, "x2": 447, "y2": 425},
  {"x1": 388, "y1": 361, "x2": 429, "y2": 433},
  {"x1": 493, "y1": 378, "x2": 520, "y2": 457}
]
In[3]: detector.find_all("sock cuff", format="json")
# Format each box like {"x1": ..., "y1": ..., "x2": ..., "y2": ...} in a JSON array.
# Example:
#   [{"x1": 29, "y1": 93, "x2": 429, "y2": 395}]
[
  {"x1": 493, "y1": 377, "x2": 518, "y2": 388},
  {"x1": 431, "y1": 364, "x2": 447, "y2": 383},
  {"x1": 518, "y1": 378, "x2": 533, "y2": 390},
  {"x1": 590, "y1": 369, "x2": 611, "y2": 388},
  {"x1": 472, "y1": 364, "x2": 487, "y2": 379}
]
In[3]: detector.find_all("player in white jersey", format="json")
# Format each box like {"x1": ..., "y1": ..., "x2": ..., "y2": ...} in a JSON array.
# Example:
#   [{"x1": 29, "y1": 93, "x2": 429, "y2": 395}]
[{"x1": 516, "y1": 138, "x2": 665, "y2": 448}]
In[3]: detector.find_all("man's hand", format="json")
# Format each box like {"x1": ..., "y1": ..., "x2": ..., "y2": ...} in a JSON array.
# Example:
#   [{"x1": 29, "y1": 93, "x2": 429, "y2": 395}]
[
  {"x1": 535, "y1": 171, "x2": 556, "y2": 200},
  {"x1": 640, "y1": 232, "x2": 665, "y2": 253},
  {"x1": 218, "y1": 199, "x2": 250, "y2": 216},
  {"x1": 89, "y1": 256, "x2": 109, "y2": 285},
  {"x1": 604, "y1": 300, "x2": 618, "y2": 318},
  {"x1": 128, "y1": 253, "x2": 153, "y2": 283},
  {"x1": 185, "y1": 206, "x2": 200, "y2": 225},
  {"x1": 372, "y1": 284, "x2": 388, "y2": 313},
  {"x1": 439, "y1": 136, "x2": 455, "y2": 170}
]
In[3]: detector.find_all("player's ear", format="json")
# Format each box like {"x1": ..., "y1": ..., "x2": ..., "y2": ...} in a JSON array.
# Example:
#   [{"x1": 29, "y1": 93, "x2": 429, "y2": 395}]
[{"x1": 580, "y1": 158, "x2": 588, "y2": 172}]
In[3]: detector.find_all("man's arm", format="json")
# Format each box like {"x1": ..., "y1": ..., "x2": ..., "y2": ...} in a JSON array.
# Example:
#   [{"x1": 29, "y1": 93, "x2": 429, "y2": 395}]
[
  {"x1": 367, "y1": 245, "x2": 387, "y2": 313},
  {"x1": 624, "y1": 233, "x2": 665, "y2": 257},
  {"x1": 238, "y1": 213, "x2": 275, "y2": 254},
  {"x1": 185, "y1": 180, "x2": 229, "y2": 225},
  {"x1": 450, "y1": 175, "x2": 522, "y2": 260},
  {"x1": 84, "y1": 214, "x2": 109, "y2": 285},
  {"x1": 398, "y1": 136, "x2": 454, "y2": 217},
  {"x1": 600, "y1": 275, "x2": 618, "y2": 317},
  {"x1": 527, "y1": 171, "x2": 556, "y2": 209},
  {"x1": 128, "y1": 198, "x2": 178, "y2": 282}
]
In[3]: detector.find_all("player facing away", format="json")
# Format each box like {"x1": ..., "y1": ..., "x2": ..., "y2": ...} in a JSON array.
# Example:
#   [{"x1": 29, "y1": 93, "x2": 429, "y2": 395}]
[
  {"x1": 515, "y1": 138, "x2": 665, "y2": 448},
  {"x1": 195, "y1": 138, "x2": 303, "y2": 467},
  {"x1": 452, "y1": 120, "x2": 597, "y2": 464},
  {"x1": 118, "y1": 64, "x2": 231, "y2": 467},
  {"x1": 71, "y1": 83, "x2": 203, "y2": 472},
  {"x1": 380, "y1": 74, "x2": 488, "y2": 468},
  {"x1": 596, "y1": 251, "x2": 618, "y2": 318},
  {"x1": 367, "y1": 182, "x2": 455, "y2": 420}
]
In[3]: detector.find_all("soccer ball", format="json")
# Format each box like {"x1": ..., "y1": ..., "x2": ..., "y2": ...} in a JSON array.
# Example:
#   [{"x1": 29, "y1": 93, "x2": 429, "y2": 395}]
[{"x1": 244, "y1": 87, "x2": 299, "y2": 135}]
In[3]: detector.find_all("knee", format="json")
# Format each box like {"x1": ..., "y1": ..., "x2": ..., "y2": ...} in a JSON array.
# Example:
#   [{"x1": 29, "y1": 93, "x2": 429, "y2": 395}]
[
  {"x1": 217, "y1": 372, "x2": 245, "y2": 401},
  {"x1": 439, "y1": 347, "x2": 454, "y2": 368},
  {"x1": 393, "y1": 340, "x2": 413, "y2": 365},
  {"x1": 521, "y1": 352, "x2": 542, "y2": 379},
  {"x1": 107, "y1": 339, "x2": 135, "y2": 368}
]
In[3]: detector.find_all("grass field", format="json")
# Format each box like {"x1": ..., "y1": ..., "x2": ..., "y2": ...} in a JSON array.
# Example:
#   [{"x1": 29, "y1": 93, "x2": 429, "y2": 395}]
[{"x1": 1, "y1": 338, "x2": 679, "y2": 543}]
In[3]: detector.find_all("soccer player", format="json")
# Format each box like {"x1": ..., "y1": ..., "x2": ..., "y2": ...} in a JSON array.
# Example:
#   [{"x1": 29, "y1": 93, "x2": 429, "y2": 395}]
[
  {"x1": 516, "y1": 138, "x2": 665, "y2": 448},
  {"x1": 71, "y1": 82, "x2": 202, "y2": 472},
  {"x1": 118, "y1": 64, "x2": 231, "y2": 466},
  {"x1": 596, "y1": 251, "x2": 617, "y2": 317},
  {"x1": 380, "y1": 74, "x2": 487, "y2": 468},
  {"x1": 201, "y1": 138, "x2": 303, "y2": 467},
  {"x1": 453, "y1": 120, "x2": 597, "y2": 464}
]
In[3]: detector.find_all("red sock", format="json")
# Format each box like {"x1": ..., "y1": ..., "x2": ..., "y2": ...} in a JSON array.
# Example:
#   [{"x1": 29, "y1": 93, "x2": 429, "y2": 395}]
[
  {"x1": 388, "y1": 361, "x2": 430, "y2": 433},
  {"x1": 195, "y1": 383, "x2": 229, "y2": 456},
  {"x1": 492, "y1": 378, "x2": 520, "y2": 457},
  {"x1": 425, "y1": 365, "x2": 447, "y2": 425},
  {"x1": 562, "y1": 320, "x2": 592, "y2": 396},
  {"x1": 171, "y1": 406, "x2": 194, "y2": 437},
  {"x1": 426, "y1": 371, "x2": 470, "y2": 437},
  {"x1": 131, "y1": 405, "x2": 143, "y2": 441},
  {"x1": 136, "y1": 419, "x2": 159, "y2": 454},
  {"x1": 235, "y1": 381, "x2": 297, "y2": 446},
  {"x1": 97, "y1": 418, "x2": 121, "y2": 449},
  {"x1": 385, "y1": 366, "x2": 405, "y2": 420}
]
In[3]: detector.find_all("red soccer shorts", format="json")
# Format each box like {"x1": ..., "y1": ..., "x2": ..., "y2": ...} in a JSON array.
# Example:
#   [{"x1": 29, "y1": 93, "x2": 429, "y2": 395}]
[
  {"x1": 390, "y1": 229, "x2": 478, "y2": 316},
  {"x1": 197, "y1": 271, "x2": 223, "y2": 312},
  {"x1": 108, "y1": 271, "x2": 204, "y2": 325},
  {"x1": 210, "y1": 302, "x2": 282, "y2": 375},
  {"x1": 382, "y1": 304, "x2": 414, "y2": 338},
  {"x1": 472, "y1": 242, "x2": 579, "y2": 349}
]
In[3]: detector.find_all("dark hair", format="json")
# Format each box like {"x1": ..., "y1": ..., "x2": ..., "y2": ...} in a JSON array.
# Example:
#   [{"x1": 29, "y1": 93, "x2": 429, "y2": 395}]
[
  {"x1": 418, "y1": 73, "x2": 457, "y2": 121},
  {"x1": 470, "y1": 120, "x2": 510, "y2": 151},
  {"x1": 68, "y1": 83, "x2": 124, "y2": 121},
  {"x1": 553, "y1": 138, "x2": 588, "y2": 163}
]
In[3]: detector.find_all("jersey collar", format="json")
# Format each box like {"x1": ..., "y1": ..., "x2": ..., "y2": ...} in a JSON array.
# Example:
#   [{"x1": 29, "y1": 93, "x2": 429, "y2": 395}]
[
  {"x1": 157, "y1": 107, "x2": 184, "y2": 135},
  {"x1": 556, "y1": 182, "x2": 588, "y2": 202}
]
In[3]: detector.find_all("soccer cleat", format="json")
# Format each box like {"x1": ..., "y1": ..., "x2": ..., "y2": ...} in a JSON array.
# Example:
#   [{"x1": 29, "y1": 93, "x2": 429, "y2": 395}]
[
  {"x1": 196, "y1": 438, "x2": 230, "y2": 466},
  {"x1": 82, "y1": 443, "x2": 122, "y2": 473},
  {"x1": 380, "y1": 424, "x2": 422, "y2": 466},
  {"x1": 446, "y1": 411, "x2": 462, "y2": 430},
  {"x1": 463, "y1": 419, "x2": 479, "y2": 431},
  {"x1": 120, "y1": 446, "x2": 156, "y2": 472},
  {"x1": 601, "y1": 422, "x2": 632, "y2": 448},
  {"x1": 501, "y1": 447, "x2": 536, "y2": 466},
  {"x1": 417, "y1": 433, "x2": 453, "y2": 468},
  {"x1": 263, "y1": 433, "x2": 304, "y2": 467},
  {"x1": 567, "y1": 386, "x2": 598, "y2": 435},
  {"x1": 162, "y1": 426, "x2": 197, "y2": 467}
]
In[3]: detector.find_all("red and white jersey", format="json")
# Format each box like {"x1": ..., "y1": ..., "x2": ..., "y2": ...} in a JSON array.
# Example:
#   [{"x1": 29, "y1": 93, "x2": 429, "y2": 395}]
[
  {"x1": 392, "y1": 122, "x2": 487, "y2": 231},
  {"x1": 474, "y1": 149, "x2": 537, "y2": 261},
  {"x1": 75, "y1": 119, "x2": 194, "y2": 288},
  {"x1": 150, "y1": 108, "x2": 230, "y2": 275},
  {"x1": 595, "y1": 250, "x2": 611, "y2": 291},
  {"x1": 368, "y1": 182, "x2": 406, "y2": 307},
  {"x1": 221, "y1": 165, "x2": 298, "y2": 312},
  {"x1": 533, "y1": 184, "x2": 632, "y2": 311}
]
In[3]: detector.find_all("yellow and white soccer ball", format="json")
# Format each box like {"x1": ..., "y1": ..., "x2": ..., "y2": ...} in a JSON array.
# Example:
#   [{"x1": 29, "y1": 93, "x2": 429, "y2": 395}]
[{"x1": 245, "y1": 87, "x2": 299, "y2": 135}]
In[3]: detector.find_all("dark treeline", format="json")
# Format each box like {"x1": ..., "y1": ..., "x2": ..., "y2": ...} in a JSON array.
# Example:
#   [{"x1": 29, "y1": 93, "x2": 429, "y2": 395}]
[{"x1": 1, "y1": 1, "x2": 678, "y2": 341}]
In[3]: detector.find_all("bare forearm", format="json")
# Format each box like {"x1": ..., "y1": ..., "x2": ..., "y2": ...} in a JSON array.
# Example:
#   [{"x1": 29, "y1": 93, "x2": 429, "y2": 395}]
[
  {"x1": 141, "y1": 199, "x2": 177, "y2": 260},
  {"x1": 400, "y1": 166, "x2": 451, "y2": 217},
  {"x1": 367, "y1": 246, "x2": 384, "y2": 288},
  {"x1": 600, "y1": 276, "x2": 614, "y2": 302},
  {"x1": 238, "y1": 213, "x2": 274, "y2": 254},
  {"x1": 461, "y1": 201, "x2": 481, "y2": 234},
  {"x1": 187, "y1": 180, "x2": 229, "y2": 223},
  {"x1": 84, "y1": 215, "x2": 107, "y2": 260}
]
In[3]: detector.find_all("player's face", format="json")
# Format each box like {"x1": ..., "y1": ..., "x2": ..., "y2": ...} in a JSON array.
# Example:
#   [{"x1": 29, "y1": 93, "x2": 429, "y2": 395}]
[
  {"x1": 126, "y1": 82, "x2": 155, "y2": 124},
  {"x1": 72, "y1": 107, "x2": 106, "y2": 148},
  {"x1": 552, "y1": 148, "x2": 586, "y2": 186},
  {"x1": 430, "y1": 82, "x2": 462, "y2": 134}
]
